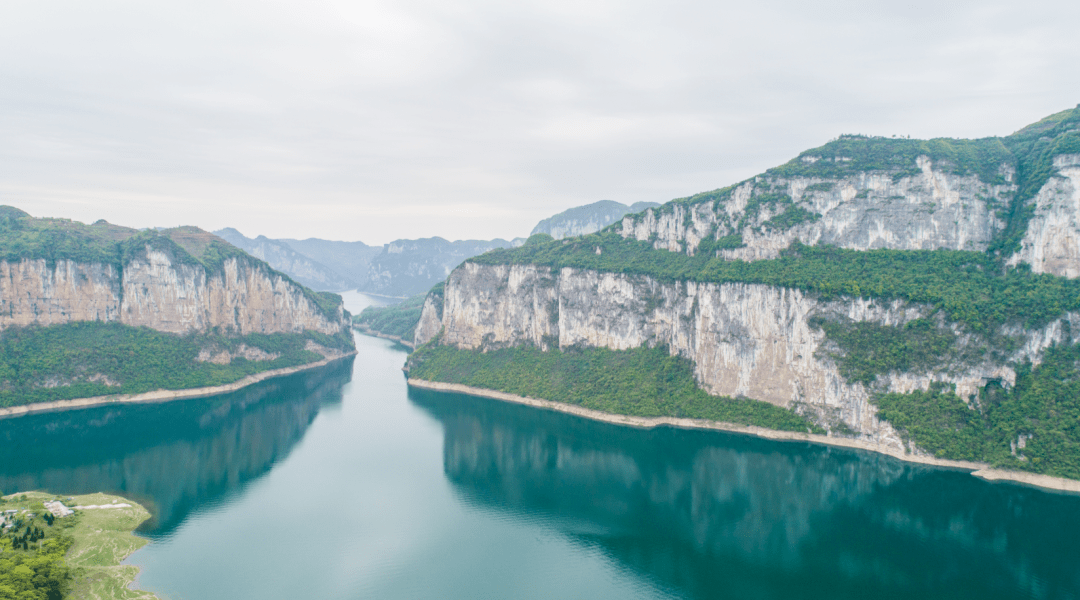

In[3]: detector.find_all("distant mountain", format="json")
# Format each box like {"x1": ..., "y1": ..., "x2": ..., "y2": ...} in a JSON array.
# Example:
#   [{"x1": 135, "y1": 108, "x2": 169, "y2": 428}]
[
  {"x1": 530, "y1": 200, "x2": 660, "y2": 240},
  {"x1": 368, "y1": 238, "x2": 519, "y2": 297},
  {"x1": 214, "y1": 229, "x2": 522, "y2": 297},
  {"x1": 278, "y1": 238, "x2": 382, "y2": 290},
  {"x1": 214, "y1": 228, "x2": 357, "y2": 291},
  {"x1": 216, "y1": 200, "x2": 649, "y2": 296}
]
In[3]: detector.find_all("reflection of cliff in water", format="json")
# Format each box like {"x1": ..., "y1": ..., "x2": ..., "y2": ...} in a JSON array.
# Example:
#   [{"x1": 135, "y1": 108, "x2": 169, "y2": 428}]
[
  {"x1": 409, "y1": 388, "x2": 1080, "y2": 600},
  {"x1": 0, "y1": 358, "x2": 353, "y2": 535}
]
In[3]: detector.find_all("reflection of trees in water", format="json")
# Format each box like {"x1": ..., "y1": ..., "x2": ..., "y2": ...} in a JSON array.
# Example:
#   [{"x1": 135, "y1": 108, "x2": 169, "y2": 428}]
[
  {"x1": 0, "y1": 359, "x2": 352, "y2": 535},
  {"x1": 409, "y1": 388, "x2": 1080, "y2": 600}
]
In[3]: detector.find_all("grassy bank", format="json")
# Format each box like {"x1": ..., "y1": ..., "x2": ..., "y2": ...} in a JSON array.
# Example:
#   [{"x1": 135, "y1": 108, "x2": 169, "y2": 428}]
[
  {"x1": 0, "y1": 491, "x2": 159, "y2": 600},
  {"x1": 407, "y1": 343, "x2": 819, "y2": 433}
]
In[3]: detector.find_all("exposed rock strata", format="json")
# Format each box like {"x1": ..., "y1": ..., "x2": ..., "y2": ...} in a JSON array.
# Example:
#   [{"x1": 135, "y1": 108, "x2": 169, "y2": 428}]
[{"x1": 1008, "y1": 154, "x2": 1080, "y2": 277}]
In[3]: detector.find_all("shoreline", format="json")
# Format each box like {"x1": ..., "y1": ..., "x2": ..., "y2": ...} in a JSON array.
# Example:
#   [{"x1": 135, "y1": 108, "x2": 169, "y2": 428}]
[
  {"x1": 2, "y1": 491, "x2": 161, "y2": 600},
  {"x1": 407, "y1": 378, "x2": 1080, "y2": 495},
  {"x1": 354, "y1": 326, "x2": 415, "y2": 349},
  {"x1": 0, "y1": 351, "x2": 357, "y2": 420}
]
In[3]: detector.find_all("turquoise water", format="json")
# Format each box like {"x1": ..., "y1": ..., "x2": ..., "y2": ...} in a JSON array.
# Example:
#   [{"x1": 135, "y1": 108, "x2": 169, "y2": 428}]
[{"x1": 0, "y1": 293, "x2": 1078, "y2": 598}]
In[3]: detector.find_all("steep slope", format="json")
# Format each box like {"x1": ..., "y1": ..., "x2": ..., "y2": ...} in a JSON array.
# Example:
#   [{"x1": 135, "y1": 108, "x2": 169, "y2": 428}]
[
  {"x1": 0, "y1": 208, "x2": 353, "y2": 409},
  {"x1": 408, "y1": 105, "x2": 1080, "y2": 480},
  {"x1": 531, "y1": 200, "x2": 660, "y2": 240}
]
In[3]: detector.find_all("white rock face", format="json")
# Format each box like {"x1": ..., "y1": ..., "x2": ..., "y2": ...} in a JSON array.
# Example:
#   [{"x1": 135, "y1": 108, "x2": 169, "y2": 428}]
[
  {"x1": 0, "y1": 244, "x2": 349, "y2": 336},
  {"x1": 619, "y1": 158, "x2": 1013, "y2": 259},
  {"x1": 1008, "y1": 154, "x2": 1080, "y2": 277},
  {"x1": 0, "y1": 259, "x2": 121, "y2": 329},
  {"x1": 413, "y1": 289, "x2": 445, "y2": 346},
  {"x1": 418, "y1": 262, "x2": 1077, "y2": 450}
]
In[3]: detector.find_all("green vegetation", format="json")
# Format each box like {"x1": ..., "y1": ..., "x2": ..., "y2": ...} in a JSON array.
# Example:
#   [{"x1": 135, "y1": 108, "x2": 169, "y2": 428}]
[
  {"x1": 875, "y1": 386, "x2": 991, "y2": 462},
  {"x1": 876, "y1": 341, "x2": 1080, "y2": 479},
  {"x1": 355, "y1": 282, "x2": 444, "y2": 342},
  {"x1": 0, "y1": 321, "x2": 352, "y2": 408},
  {"x1": 407, "y1": 343, "x2": 820, "y2": 433},
  {"x1": 766, "y1": 135, "x2": 1014, "y2": 185},
  {"x1": 474, "y1": 233, "x2": 1080, "y2": 336},
  {"x1": 0, "y1": 491, "x2": 160, "y2": 600},
  {"x1": 355, "y1": 294, "x2": 428, "y2": 341},
  {"x1": 0, "y1": 493, "x2": 74, "y2": 600},
  {"x1": 812, "y1": 318, "x2": 973, "y2": 385}
]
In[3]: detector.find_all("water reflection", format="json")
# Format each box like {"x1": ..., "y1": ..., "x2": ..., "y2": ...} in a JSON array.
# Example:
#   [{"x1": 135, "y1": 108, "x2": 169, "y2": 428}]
[
  {"x1": 409, "y1": 387, "x2": 1080, "y2": 600},
  {"x1": 0, "y1": 358, "x2": 353, "y2": 535}
]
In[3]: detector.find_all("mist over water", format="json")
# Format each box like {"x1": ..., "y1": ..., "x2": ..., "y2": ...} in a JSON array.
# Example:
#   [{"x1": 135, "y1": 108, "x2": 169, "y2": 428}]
[{"x1": 0, "y1": 292, "x2": 1077, "y2": 598}]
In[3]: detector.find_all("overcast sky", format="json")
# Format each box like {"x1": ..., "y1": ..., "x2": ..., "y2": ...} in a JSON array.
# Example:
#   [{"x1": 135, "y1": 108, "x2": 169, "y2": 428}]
[{"x1": 1, "y1": 0, "x2": 1077, "y2": 245}]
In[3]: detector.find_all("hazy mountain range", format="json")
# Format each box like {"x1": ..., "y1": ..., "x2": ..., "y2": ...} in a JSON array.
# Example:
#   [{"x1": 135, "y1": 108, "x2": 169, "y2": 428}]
[
  {"x1": 531, "y1": 200, "x2": 660, "y2": 239},
  {"x1": 217, "y1": 199, "x2": 656, "y2": 296}
]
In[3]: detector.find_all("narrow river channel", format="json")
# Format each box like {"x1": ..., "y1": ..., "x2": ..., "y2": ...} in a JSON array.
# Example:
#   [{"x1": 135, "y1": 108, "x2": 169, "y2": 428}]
[{"x1": 1, "y1": 292, "x2": 1078, "y2": 599}]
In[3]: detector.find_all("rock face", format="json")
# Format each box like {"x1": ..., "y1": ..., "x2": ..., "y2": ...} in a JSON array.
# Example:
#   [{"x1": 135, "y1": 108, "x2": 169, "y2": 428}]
[
  {"x1": 409, "y1": 107, "x2": 1080, "y2": 459},
  {"x1": 0, "y1": 243, "x2": 349, "y2": 336},
  {"x1": 1008, "y1": 154, "x2": 1080, "y2": 277},
  {"x1": 417, "y1": 262, "x2": 1078, "y2": 451},
  {"x1": 619, "y1": 157, "x2": 1014, "y2": 259},
  {"x1": 0, "y1": 260, "x2": 121, "y2": 329}
]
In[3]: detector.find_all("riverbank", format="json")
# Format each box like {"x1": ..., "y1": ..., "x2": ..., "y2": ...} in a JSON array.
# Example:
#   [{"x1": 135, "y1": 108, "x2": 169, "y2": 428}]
[
  {"x1": 354, "y1": 325, "x2": 415, "y2": 349},
  {"x1": 407, "y1": 378, "x2": 1080, "y2": 495},
  {"x1": 0, "y1": 352, "x2": 357, "y2": 420},
  {"x1": 1, "y1": 491, "x2": 160, "y2": 600}
]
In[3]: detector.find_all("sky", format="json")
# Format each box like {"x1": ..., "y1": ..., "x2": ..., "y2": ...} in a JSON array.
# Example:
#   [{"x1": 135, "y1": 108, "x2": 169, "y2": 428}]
[{"x1": 1, "y1": 0, "x2": 1078, "y2": 245}]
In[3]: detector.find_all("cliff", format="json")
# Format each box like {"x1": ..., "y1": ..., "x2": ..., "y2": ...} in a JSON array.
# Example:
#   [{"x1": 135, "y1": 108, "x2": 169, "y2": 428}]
[
  {"x1": 0, "y1": 226, "x2": 349, "y2": 336},
  {"x1": 0, "y1": 210, "x2": 353, "y2": 408},
  {"x1": 409, "y1": 105, "x2": 1080, "y2": 479}
]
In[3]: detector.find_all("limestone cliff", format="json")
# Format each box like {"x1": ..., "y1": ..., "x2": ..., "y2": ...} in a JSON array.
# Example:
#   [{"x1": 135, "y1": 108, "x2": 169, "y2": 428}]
[
  {"x1": 417, "y1": 262, "x2": 1080, "y2": 451},
  {"x1": 120, "y1": 244, "x2": 346, "y2": 336},
  {"x1": 0, "y1": 213, "x2": 351, "y2": 338},
  {"x1": 619, "y1": 156, "x2": 1013, "y2": 259},
  {"x1": 1008, "y1": 154, "x2": 1080, "y2": 276}
]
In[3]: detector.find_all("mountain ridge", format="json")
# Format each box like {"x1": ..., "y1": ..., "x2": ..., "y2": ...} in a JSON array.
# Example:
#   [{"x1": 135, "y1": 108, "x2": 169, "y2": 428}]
[{"x1": 404, "y1": 104, "x2": 1080, "y2": 480}]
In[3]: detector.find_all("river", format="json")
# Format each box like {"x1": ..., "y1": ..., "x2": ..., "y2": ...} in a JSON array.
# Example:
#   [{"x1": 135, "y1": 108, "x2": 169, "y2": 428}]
[{"x1": 1, "y1": 291, "x2": 1078, "y2": 599}]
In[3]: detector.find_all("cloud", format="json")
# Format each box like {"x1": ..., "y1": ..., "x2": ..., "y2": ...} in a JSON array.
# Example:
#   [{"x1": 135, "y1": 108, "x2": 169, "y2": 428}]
[{"x1": 0, "y1": 0, "x2": 1077, "y2": 244}]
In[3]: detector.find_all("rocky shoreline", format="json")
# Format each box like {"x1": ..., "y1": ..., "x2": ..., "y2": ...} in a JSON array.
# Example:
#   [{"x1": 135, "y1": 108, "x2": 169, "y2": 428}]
[
  {"x1": 0, "y1": 352, "x2": 357, "y2": 420},
  {"x1": 407, "y1": 378, "x2": 1080, "y2": 495}
]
